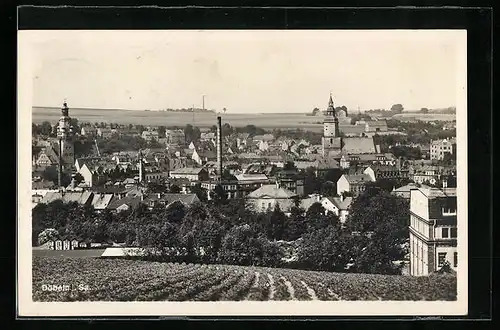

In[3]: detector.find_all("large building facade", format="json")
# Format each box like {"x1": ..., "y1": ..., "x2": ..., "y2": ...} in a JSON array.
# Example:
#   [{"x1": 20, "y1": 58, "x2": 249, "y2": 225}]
[
  {"x1": 56, "y1": 102, "x2": 75, "y2": 172},
  {"x1": 430, "y1": 138, "x2": 456, "y2": 161},
  {"x1": 409, "y1": 186, "x2": 458, "y2": 276}
]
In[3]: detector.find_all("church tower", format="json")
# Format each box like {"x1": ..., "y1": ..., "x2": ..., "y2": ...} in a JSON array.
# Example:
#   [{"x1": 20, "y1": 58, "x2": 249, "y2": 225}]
[
  {"x1": 322, "y1": 93, "x2": 342, "y2": 157},
  {"x1": 56, "y1": 101, "x2": 75, "y2": 173}
]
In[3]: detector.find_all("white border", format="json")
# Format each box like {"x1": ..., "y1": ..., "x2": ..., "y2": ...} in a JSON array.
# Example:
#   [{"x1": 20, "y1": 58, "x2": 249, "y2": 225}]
[{"x1": 17, "y1": 30, "x2": 468, "y2": 317}]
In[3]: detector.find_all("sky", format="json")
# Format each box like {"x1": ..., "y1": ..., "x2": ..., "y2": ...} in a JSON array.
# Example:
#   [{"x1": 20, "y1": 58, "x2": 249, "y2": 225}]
[{"x1": 21, "y1": 30, "x2": 466, "y2": 113}]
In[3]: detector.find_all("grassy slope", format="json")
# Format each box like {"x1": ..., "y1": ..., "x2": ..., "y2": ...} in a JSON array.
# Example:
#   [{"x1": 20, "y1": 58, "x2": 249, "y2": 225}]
[{"x1": 32, "y1": 256, "x2": 457, "y2": 302}]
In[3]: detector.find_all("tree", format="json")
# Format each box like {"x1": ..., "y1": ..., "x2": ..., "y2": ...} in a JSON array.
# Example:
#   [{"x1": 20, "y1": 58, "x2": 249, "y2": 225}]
[
  {"x1": 390, "y1": 104, "x2": 404, "y2": 113},
  {"x1": 420, "y1": 107, "x2": 430, "y2": 113},
  {"x1": 285, "y1": 205, "x2": 307, "y2": 241},
  {"x1": 297, "y1": 225, "x2": 344, "y2": 272},
  {"x1": 267, "y1": 203, "x2": 287, "y2": 240},
  {"x1": 37, "y1": 228, "x2": 60, "y2": 246},
  {"x1": 217, "y1": 224, "x2": 267, "y2": 266},
  {"x1": 157, "y1": 126, "x2": 166, "y2": 138},
  {"x1": 169, "y1": 184, "x2": 181, "y2": 193},
  {"x1": 39, "y1": 121, "x2": 53, "y2": 136},
  {"x1": 210, "y1": 184, "x2": 227, "y2": 204},
  {"x1": 190, "y1": 183, "x2": 208, "y2": 202}
]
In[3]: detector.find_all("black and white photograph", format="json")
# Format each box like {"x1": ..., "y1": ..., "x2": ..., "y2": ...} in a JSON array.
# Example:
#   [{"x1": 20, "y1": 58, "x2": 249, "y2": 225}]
[{"x1": 18, "y1": 28, "x2": 468, "y2": 316}]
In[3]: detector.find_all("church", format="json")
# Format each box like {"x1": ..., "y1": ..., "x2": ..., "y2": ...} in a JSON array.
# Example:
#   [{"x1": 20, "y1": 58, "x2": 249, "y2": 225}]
[{"x1": 322, "y1": 94, "x2": 378, "y2": 158}]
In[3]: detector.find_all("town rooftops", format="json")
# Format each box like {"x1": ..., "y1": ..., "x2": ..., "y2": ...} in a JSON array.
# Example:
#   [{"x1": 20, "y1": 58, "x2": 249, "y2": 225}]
[
  {"x1": 412, "y1": 186, "x2": 457, "y2": 198},
  {"x1": 143, "y1": 193, "x2": 200, "y2": 205},
  {"x1": 40, "y1": 191, "x2": 94, "y2": 205},
  {"x1": 90, "y1": 185, "x2": 128, "y2": 194},
  {"x1": 91, "y1": 193, "x2": 114, "y2": 210},
  {"x1": 170, "y1": 167, "x2": 205, "y2": 175},
  {"x1": 247, "y1": 184, "x2": 298, "y2": 199},
  {"x1": 32, "y1": 179, "x2": 56, "y2": 190},
  {"x1": 393, "y1": 183, "x2": 431, "y2": 194},
  {"x1": 252, "y1": 134, "x2": 275, "y2": 142},
  {"x1": 235, "y1": 173, "x2": 269, "y2": 182}
]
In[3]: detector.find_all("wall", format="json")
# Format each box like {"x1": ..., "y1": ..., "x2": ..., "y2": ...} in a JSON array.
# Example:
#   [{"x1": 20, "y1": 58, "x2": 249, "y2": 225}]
[
  {"x1": 410, "y1": 189, "x2": 429, "y2": 220},
  {"x1": 336, "y1": 175, "x2": 350, "y2": 195}
]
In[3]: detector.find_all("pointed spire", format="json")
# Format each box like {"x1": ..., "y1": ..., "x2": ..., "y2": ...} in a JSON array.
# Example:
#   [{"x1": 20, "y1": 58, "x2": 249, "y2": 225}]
[{"x1": 61, "y1": 99, "x2": 69, "y2": 117}]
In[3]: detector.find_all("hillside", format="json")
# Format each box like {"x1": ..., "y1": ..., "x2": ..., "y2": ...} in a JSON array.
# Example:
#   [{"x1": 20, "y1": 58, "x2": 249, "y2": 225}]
[{"x1": 32, "y1": 257, "x2": 456, "y2": 301}]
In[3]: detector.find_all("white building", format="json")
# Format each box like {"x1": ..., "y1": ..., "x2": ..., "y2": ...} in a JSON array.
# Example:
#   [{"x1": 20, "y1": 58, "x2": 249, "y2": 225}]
[
  {"x1": 430, "y1": 138, "x2": 456, "y2": 161},
  {"x1": 409, "y1": 186, "x2": 457, "y2": 276},
  {"x1": 320, "y1": 195, "x2": 353, "y2": 224}
]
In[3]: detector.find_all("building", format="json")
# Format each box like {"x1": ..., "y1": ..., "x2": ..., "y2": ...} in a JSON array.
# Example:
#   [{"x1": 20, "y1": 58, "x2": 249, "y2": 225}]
[
  {"x1": 246, "y1": 183, "x2": 298, "y2": 213},
  {"x1": 363, "y1": 165, "x2": 409, "y2": 181},
  {"x1": 320, "y1": 195, "x2": 353, "y2": 224},
  {"x1": 409, "y1": 186, "x2": 457, "y2": 276},
  {"x1": 165, "y1": 129, "x2": 185, "y2": 145},
  {"x1": 364, "y1": 120, "x2": 388, "y2": 133},
  {"x1": 97, "y1": 127, "x2": 115, "y2": 139},
  {"x1": 430, "y1": 138, "x2": 457, "y2": 161},
  {"x1": 106, "y1": 196, "x2": 142, "y2": 213},
  {"x1": 80, "y1": 126, "x2": 98, "y2": 137},
  {"x1": 322, "y1": 94, "x2": 342, "y2": 157},
  {"x1": 56, "y1": 102, "x2": 76, "y2": 173},
  {"x1": 40, "y1": 191, "x2": 94, "y2": 206},
  {"x1": 169, "y1": 167, "x2": 209, "y2": 181},
  {"x1": 142, "y1": 128, "x2": 159, "y2": 142},
  {"x1": 275, "y1": 170, "x2": 305, "y2": 197},
  {"x1": 336, "y1": 173, "x2": 374, "y2": 197}
]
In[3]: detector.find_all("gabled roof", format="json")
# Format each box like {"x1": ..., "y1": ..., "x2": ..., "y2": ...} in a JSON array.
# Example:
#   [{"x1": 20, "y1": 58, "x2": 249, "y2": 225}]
[
  {"x1": 235, "y1": 173, "x2": 269, "y2": 182},
  {"x1": 106, "y1": 195, "x2": 142, "y2": 210},
  {"x1": 316, "y1": 158, "x2": 340, "y2": 170},
  {"x1": 247, "y1": 184, "x2": 297, "y2": 199},
  {"x1": 324, "y1": 196, "x2": 353, "y2": 210},
  {"x1": 32, "y1": 180, "x2": 55, "y2": 190},
  {"x1": 91, "y1": 193, "x2": 114, "y2": 209}
]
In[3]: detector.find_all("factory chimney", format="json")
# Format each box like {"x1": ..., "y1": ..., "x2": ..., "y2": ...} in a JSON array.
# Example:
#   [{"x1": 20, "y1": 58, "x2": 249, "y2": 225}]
[{"x1": 216, "y1": 116, "x2": 223, "y2": 182}]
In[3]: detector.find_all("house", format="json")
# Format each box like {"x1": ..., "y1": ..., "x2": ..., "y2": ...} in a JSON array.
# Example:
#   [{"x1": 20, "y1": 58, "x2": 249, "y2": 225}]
[
  {"x1": 106, "y1": 196, "x2": 142, "y2": 213},
  {"x1": 192, "y1": 149, "x2": 217, "y2": 166},
  {"x1": 412, "y1": 165, "x2": 442, "y2": 185},
  {"x1": 169, "y1": 167, "x2": 209, "y2": 181},
  {"x1": 430, "y1": 138, "x2": 457, "y2": 161},
  {"x1": 341, "y1": 153, "x2": 396, "y2": 167},
  {"x1": 236, "y1": 133, "x2": 251, "y2": 149},
  {"x1": 165, "y1": 129, "x2": 185, "y2": 145},
  {"x1": 90, "y1": 185, "x2": 128, "y2": 199},
  {"x1": 142, "y1": 193, "x2": 200, "y2": 209},
  {"x1": 246, "y1": 183, "x2": 298, "y2": 213},
  {"x1": 258, "y1": 140, "x2": 270, "y2": 152},
  {"x1": 364, "y1": 120, "x2": 388, "y2": 133},
  {"x1": 144, "y1": 171, "x2": 169, "y2": 183},
  {"x1": 35, "y1": 147, "x2": 59, "y2": 167},
  {"x1": 339, "y1": 124, "x2": 366, "y2": 137},
  {"x1": 234, "y1": 173, "x2": 271, "y2": 197},
  {"x1": 142, "y1": 129, "x2": 160, "y2": 142},
  {"x1": 409, "y1": 186, "x2": 457, "y2": 276},
  {"x1": 200, "y1": 132, "x2": 216, "y2": 143},
  {"x1": 275, "y1": 170, "x2": 305, "y2": 197},
  {"x1": 200, "y1": 180, "x2": 240, "y2": 200},
  {"x1": 252, "y1": 134, "x2": 275, "y2": 143},
  {"x1": 321, "y1": 195, "x2": 353, "y2": 224},
  {"x1": 336, "y1": 173, "x2": 374, "y2": 197}
]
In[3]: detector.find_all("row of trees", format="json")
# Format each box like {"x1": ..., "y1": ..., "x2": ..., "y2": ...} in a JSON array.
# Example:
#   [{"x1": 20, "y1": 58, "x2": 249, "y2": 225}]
[{"x1": 33, "y1": 182, "x2": 410, "y2": 275}]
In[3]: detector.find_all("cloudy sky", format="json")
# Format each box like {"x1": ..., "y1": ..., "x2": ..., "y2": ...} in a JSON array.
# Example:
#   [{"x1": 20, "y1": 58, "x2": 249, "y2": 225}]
[{"x1": 21, "y1": 30, "x2": 465, "y2": 113}]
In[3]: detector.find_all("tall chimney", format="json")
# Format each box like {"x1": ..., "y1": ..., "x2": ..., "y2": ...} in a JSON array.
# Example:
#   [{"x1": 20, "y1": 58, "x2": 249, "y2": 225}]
[
  {"x1": 216, "y1": 116, "x2": 223, "y2": 182},
  {"x1": 58, "y1": 138, "x2": 63, "y2": 189}
]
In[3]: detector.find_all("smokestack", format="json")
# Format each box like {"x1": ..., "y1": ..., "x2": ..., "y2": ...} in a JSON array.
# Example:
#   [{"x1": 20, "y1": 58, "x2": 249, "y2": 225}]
[
  {"x1": 58, "y1": 138, "x2": 63, "y2": 188},
  {"x1": 217, "y1": 116, "x2": 223, "y2": 182}
]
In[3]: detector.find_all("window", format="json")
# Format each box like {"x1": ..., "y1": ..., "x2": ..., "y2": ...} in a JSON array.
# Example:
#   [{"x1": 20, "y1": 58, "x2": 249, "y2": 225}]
[
  {"x1": 454, "y1": 252, "x2": 458, "y2": 267},
  {"x1": 438, "y1": 252, "x2": 447, "y2": 267},
  {"x1": 442, "y1": 228, "x2": 449, "y2": 238},
  {"x1": 450, "y1": 228, "x2": 457, "y2": 238}
]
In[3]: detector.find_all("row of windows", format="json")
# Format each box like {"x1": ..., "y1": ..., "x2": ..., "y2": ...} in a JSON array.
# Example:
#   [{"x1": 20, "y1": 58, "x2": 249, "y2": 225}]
[{"x1": 441, "y1": 227, "x2": 457, "y2": 238}]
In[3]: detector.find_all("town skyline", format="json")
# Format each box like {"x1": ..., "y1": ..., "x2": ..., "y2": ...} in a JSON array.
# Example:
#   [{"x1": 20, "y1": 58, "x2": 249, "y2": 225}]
[{"x1": 24, "y1": 30, "x2": 465, "y2": 113}]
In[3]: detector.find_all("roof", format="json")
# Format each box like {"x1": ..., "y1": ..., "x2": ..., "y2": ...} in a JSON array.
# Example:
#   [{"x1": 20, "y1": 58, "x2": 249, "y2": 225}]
[
  {"x1": 41, "y1": 191, "x2": 94, "y2": 205},
  {"x1": 90, "y1": 185, "x2": 128, "y2": 194},
  {"x1": 32, "y1": 180, "x2": 55, "y2": 190},
  {"x1": 365, "y1": 120, "x2": 388, "y2": 128},
  {"x1": 247, "y1": 184, "x2": 298, "y2": 199},
  {"x1": 343, "y1": 174, "x2": 372, "y2": 184},
  {"x1": 196, "y1": 150, "x2": 217, "y2": 159},
  {"x1": 316, "y1": 158, "x2": 340, "y2": 170},
  {"x1": 339, "y1": 125, "x2": 366, "y2": 135},
  {"x1": 91, "y1": 193, "x2": 114, "y2": 209},
  {"x1": 143, "y1": 193, "x2": 199, "y2": 205},
  {"x1": 200, "y1": 132, "x2": 216, "y2": 139},
  {"x1": 342, "y1": 137, "x2": 377, "y2": 154},
  {"x1": 106, "y1": 196, "x2": 142, "y2": 210},
  {"x1": 252, "y1": 134, "x2": 275, "y2": 142},
  {"x1": 170, "y1": 167, "x2": 205, "y2": 175},
  {"x1": 393, "y1": 183, "x2": 431, "y2": 193},
  {"x1": 325, "y1": 196, "x2": 353, "y2": 210},
  {"x1": 412, "y1": 187, "x2": 457, "y2": 198},
  {"x1": 235, "y1": 173, "x2": 269, "y2": 182},
  {"x1": 367, "y1": 164, "x2": 400, "y2": 172}
]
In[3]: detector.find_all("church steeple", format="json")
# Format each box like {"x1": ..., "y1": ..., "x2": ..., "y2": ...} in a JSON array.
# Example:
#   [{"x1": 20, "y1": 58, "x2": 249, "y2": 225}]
[
  {"x1": 61, "y1": 101, "x2": 69, "y2": 117},
  {"x1": 326, "y1": 93, "x2": 337, "y2": 118}
]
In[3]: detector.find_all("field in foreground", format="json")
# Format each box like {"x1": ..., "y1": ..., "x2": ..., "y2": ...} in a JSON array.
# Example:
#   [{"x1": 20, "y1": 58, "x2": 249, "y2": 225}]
[{"x1": 32, "y1": 257, "x2": 457, "y2": 302}]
